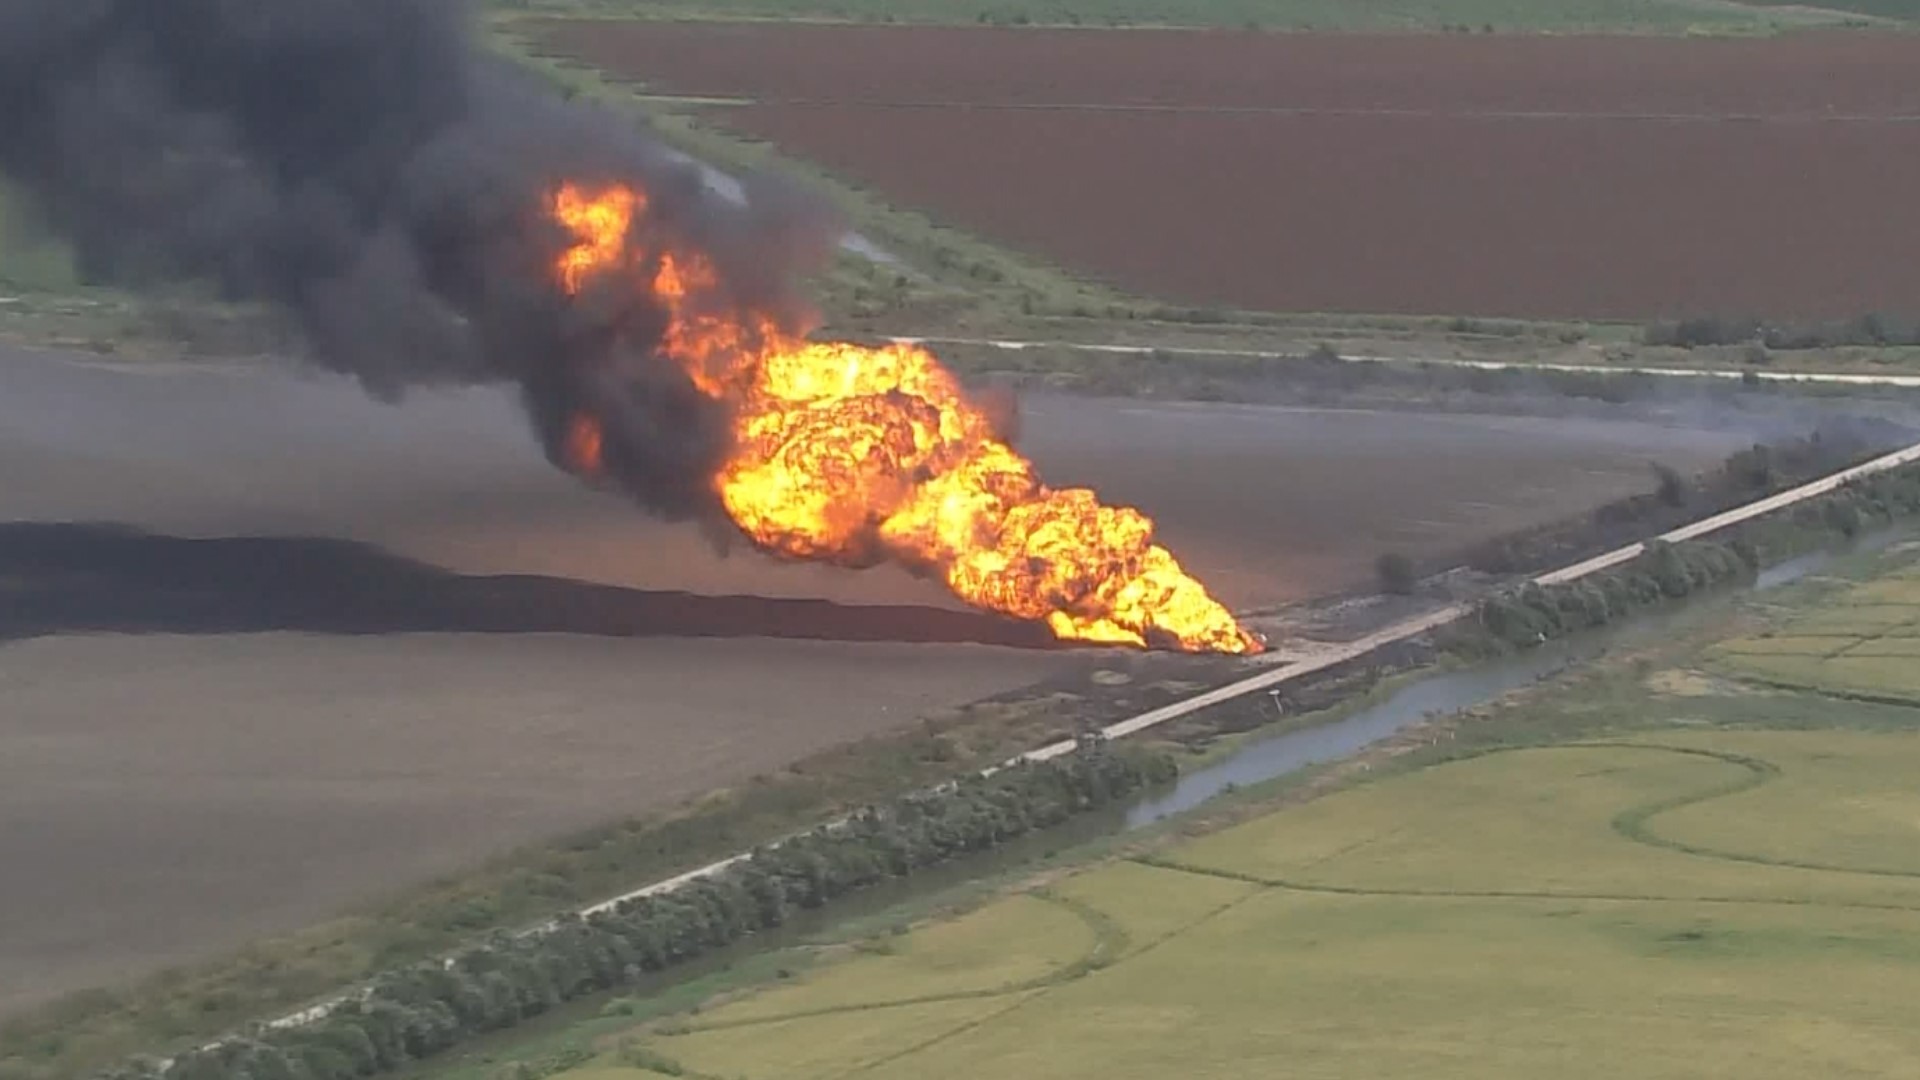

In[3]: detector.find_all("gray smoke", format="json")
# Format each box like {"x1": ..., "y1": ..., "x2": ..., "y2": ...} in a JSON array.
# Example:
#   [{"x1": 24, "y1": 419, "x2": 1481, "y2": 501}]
[{"x1": 0, "y1": 0, "x2": 835, "y2": 516}]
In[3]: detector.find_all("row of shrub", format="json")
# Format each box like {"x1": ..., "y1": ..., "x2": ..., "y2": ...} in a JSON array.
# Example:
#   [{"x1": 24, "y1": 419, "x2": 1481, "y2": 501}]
[
  {"x1": 1471, "y1": 539, "x2": 1756, "y2": 648},
  {"x1": 1758, "y1": 456, "x2": 1920, "y2": 549},
  {"x1": 108, "y1": 742, "x2": 1176, "y2": 1080},
  {"x1": 1645, "y1": 313, "x2": 1920, "y2": 351},
  {"x1": 960, "y1": 338, "x2": 1920, "y2": 414},
  {"x1": 1458, "y1": 430, "x2": 1894, "y2": 580},
  {"x1": 1467, "y1": 459, "x2": 1920, "y2": 651}
]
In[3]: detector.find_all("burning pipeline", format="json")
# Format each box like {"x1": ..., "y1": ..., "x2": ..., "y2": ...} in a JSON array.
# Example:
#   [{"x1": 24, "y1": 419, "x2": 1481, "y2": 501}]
[{"x1": 551, "y1": 183, "x2": 1260, "y2": 656}]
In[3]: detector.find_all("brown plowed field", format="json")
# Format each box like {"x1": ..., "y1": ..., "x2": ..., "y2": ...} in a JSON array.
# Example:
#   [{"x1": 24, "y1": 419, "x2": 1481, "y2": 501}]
[{"x1": 530, "y1": 22, "x2": 1920, "y2": 320}]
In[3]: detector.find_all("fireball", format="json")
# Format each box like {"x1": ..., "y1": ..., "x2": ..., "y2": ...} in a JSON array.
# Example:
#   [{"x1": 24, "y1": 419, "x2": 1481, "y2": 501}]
[{"x1": 549, "y1": 182, "x2": 1259, "y2": 655}]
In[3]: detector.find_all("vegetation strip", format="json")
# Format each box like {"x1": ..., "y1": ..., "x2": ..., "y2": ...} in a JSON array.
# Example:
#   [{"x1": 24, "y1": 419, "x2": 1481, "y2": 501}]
[
  {"x1": 107, "y1": 745, "x2": 1173, "y2": 1080},
  {"x1": 1030, "y1": 441, "x2": 1920, "y2": 759},
  {"x1": 892, "y1": 334, "x2": 1920, "y2": 387},
  {"x1": 1475, "y1": 450, "x2": 1920, "y2": 650}
]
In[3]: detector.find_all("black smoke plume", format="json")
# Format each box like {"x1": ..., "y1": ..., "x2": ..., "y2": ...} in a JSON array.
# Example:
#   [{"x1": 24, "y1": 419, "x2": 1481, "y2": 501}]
[{"x1": 0, "y1": 0, "x2": 835, "y2": 517}]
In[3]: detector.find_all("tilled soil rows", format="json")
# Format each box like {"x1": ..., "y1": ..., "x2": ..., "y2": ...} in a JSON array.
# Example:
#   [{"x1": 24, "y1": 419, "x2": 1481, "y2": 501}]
[{"x1": 531, "y1": 22, "x2": 1920, "y2": 320}]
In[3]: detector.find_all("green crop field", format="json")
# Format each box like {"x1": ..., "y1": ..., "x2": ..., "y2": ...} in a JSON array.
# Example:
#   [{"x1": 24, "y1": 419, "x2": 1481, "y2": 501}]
[
  {"x1": 554, "y1": 729, "x2": 1920, "y2": 1078},
  {"x1": 1712, "y1": 565, "x2": 1920, "y2": 702},
  {"x1": 496, "y1": 0, "x2": 1875, "y2": 32},
  {"x1": 0, "y1": 182, "x2": 77, "y2": 294}
]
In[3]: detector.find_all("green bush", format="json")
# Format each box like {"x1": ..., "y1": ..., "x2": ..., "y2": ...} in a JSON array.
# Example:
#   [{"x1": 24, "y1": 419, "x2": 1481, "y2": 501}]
[
  {"x1": 1653, "y1": 463, "x2": 1688, "y2": 508},
  {"x1": 110, "y1": 743, "x2": 1176, "y2": 1080},
  {"x1": 1375, "y1": 552, "x2": 1418, "y2": 595},
  {"x1": 1469, "y1": 461, "x2": 1920, "y2": 652},
  {"x1": 1473, "y1": 539, "x2": 1755, "y2": 649},
  {"x1": 1644, "y1": 312, "x2": 1920, "y2": 350}
]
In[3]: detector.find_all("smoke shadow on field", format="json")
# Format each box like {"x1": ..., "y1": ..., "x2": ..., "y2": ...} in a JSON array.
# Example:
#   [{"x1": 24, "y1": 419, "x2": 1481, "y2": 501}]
[{"x1": 0, "y1": 523, "x2": 1060, "y2": 650}]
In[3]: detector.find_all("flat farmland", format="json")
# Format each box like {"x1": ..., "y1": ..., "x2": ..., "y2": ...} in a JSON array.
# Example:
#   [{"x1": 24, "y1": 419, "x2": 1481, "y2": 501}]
[
  {"x1": 555, "y1": 729, "x2": 1920, "y2": 1079},
  {"x1": 529, "y1": 23, "x2": 1920, "y2": 319},
  {"x1": 0, "y1": 345, "x2": 1745, "y2": 1017},
  {"x1": 1710, "y1": 562, "x2": 1920, "y2": 701}
]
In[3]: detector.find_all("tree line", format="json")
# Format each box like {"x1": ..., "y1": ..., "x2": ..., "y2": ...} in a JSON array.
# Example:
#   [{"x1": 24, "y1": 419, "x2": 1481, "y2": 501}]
[
  {"x1": 1471, "y1": 538, "x2": 1754, "y2": 648},
  {"x1": 1467, "y1": 460, "x2": 1920, "y2": 650},
  {"x1": 106, "y1": 742, "x2": 1176, "y2": 1080},
  {"x1": 1645, "y1": 313, "x2": 1920, "y2": 351}
]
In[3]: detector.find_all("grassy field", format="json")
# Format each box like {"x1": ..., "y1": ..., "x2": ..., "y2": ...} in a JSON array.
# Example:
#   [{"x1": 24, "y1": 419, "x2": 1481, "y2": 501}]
[
  {"x1": 612, "y1": 735, "x2": 1920, "y2": 1078},
  {"x1": 1711, "y1": 561, "x2": 1920, "y2": 702},
  {"x1": 423, "y1": 550, "x2": 1920, "y2": 1079},
  {"x1": 494, "y1": 0, "x2": 1877, "y2": 32},
  {"x1": 0, "y1": 181, "x2": 291, "y2": 360},
  {"x1": 0, "y1": 182, "x2": 76, "y2": 294}
]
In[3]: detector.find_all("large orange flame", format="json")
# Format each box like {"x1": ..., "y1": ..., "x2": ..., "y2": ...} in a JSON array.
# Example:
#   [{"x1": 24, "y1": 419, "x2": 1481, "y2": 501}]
[
  {"x1": 563, "y1": 412, "x2": 605, "y2": 477},
  {"x1": 550, "y1": 181, "x2": 1259, "y2": 654}
]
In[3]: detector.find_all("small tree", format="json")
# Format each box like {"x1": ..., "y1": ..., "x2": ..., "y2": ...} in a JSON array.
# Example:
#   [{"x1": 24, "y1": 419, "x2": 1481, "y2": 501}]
[
  {"x1": 1375, "y1": 552, "x2": 1417, "y2": 595},
  {"x1": 1652, "y1": 463, "x2": 1688, "y2": 508},
  {"x1": 1727, "y1": 444, "x2": 1776, "y2": 490}
]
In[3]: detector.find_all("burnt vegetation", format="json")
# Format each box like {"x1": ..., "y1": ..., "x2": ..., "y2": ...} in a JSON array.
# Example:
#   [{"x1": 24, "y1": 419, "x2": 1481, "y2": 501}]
[
  {"x1": 0, "y1": 525, "x2": 1056, "y2": 650},
  {"x1": 1374, "y1": 552, "x2": 1418, "y2": 596}
]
